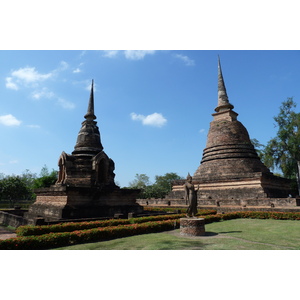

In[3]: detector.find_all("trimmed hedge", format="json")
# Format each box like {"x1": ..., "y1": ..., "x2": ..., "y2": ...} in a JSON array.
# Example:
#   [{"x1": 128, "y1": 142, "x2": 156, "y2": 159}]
[
  {"x1": 16, "y1": 219, "x2": 132, "y2": 237},
  {"x1": 16, "y1": 215, "x2": 185, "y2": 237},
  {"x1": 0, "y1": 219, "x2": 180, "y2": 250},
  {"x1": 145, "y1": 207, "x2": 217, "y2": 215},
  {"x1": 144, "y1": 207, "x2": 187, "y2": 212},
  {"x1": 221, "y1": 211, "x2": 300, "y2": 221},
  {"x1": 16, "y1": 209, "x2": 217, "y2": 237}
]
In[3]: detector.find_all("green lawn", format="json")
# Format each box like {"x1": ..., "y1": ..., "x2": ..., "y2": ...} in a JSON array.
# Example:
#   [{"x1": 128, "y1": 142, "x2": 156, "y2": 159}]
[{"x1": 55, "y1": 218, "x2": 300, "y2": 250}]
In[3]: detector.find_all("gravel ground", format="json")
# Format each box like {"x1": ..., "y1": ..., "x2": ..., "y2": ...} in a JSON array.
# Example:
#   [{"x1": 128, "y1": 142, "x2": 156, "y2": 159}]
[{"x1": 0, "y1": 226, "x2": 17, "y2": 240}]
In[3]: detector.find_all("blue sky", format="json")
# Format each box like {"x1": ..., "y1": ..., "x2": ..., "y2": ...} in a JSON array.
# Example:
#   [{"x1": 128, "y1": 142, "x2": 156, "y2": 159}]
[{"x1": 1, "y1": 50, "x2": 299, "y2": 186}]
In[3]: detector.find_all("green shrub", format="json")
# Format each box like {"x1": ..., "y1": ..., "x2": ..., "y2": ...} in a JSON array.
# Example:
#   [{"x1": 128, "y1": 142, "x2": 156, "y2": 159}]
[
  {"x1": 0, "y1": 219, "x2": 180, "y2": 250},
  {"x1": 219, "y1": 211, "x2": 300, "y2": 221},
  {"x1": 144, "y1": 207, "x2": 217, "y2": 215},
  {"x1": 16, "y1": 219, "x2": 132, "y2": 237},
  {"x1": 202, "y1": 214, "x2": 222, "y2": 223},
  {"x1": 16, "y1": 216, "x2": 182, "y2": 237},
  {"x1": 17, "y1": 209, "x2": 217, "y2": 237},
  {"x1": 129, "y1": 214, "x2": 186, "y2": 224}
]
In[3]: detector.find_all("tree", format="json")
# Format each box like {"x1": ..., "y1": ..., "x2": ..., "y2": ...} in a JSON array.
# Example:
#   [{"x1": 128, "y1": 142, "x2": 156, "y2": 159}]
[
  {"x1": 264, "y1": 98, "x2": 300, "y2": 194},
  {"x1": 33, "y1": 165, "x2": 58, "y2": 189},
  {"x1": 151, "y1": 172, "x2": 183, "y2": 198},
  {"x1": 0, "y1": 175, "x2": 33, "y2": 207},
  {"x1": 128, "y1": 172, "x2": 183, "y2": 199},
  {"x1": 251, "y1": 138, "x2": 265, "y2": 160},
  {"x1": 128, "y1": 174, "x2": 151, "y2": 189},
  {"x1": 21, "y1": 169, "x2": 37, "y2": 190}
]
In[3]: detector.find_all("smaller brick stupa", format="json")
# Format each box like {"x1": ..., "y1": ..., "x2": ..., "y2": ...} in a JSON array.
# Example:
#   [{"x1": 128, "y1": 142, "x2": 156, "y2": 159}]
[
  {"x1": 26, "y1": 81, "x2": 142, "y2": 224},
  {"x1": 165, "y1": 58, "x2": 296, "y2": 209}
]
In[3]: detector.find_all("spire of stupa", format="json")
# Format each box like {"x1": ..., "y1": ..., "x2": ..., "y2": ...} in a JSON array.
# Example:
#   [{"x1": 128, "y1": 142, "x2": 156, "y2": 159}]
[
  {"x1": 73, "y1": 80, "x2": 103, "y2": 156},
  {"x1": 84, "y1": 80, "x2": 96, "y2": 120},
  {"x1": 215, "y1": 56, "x2": 234, "y2": 112}
]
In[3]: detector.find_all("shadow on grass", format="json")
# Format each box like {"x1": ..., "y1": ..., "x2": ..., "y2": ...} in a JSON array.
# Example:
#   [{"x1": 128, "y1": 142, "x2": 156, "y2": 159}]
[{"x1": 204, "y1": 231, "x2": 219, "y2": 236}]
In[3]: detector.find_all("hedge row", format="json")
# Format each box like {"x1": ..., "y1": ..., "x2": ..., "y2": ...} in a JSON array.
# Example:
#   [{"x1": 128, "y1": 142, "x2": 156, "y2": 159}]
[
  {"x1": 16, "y1": 218, "x2": 132, "y2": 237},
  {"x1": 15, "y1": 210, "x2": 300, "y2": 238},
  {"x1": 222, "y1": 211, "x2": 300, "y2": 221},
  {"x1": 16, "y1": 209, "x2": 217, "y2": 237},
  {"x1": 144, "y1": 207, "x2": 217, "y2": 214},
  {"x1": 16, "y1": 214, "x2": 185, "y2": 237},
  {"x1": 0, "y1": 219, "x2": 180, "y2": 250},
  {"x1": 144, "y1": 206, "x2": 187, "y2": 212},
  {"x1": 202, "y1": 211, "x2": 300, "y2": 222}
]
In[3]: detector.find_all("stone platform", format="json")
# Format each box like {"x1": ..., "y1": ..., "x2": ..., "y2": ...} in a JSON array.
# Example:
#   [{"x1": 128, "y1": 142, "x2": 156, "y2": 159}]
[
  {"x1": 137, "y1": 197, "x2": 300, "y2": 213},
  {"x1": 26, "y1": 185, "x2": 143, "y2": 224},
  {"x1": 180, "y1": 218, "x2": 206, "y2": 236}
]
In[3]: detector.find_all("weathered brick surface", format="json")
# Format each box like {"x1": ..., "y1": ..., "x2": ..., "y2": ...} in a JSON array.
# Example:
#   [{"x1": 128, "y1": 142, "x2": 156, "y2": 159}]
[
  {"x1": 180, "y1": 218, "x2": 206, "y2": 236},
  {"x1": 168, "y1": 61, "x2": 296, "y2": 203},
  {"x1": 194, "y1": 119, "x2": 271, "y2": 180}
]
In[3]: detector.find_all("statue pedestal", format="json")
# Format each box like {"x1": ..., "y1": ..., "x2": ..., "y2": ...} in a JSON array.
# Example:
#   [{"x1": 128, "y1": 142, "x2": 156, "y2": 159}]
[{"x1": 180, "y1": 218, "x2": 205, "y2": 236}]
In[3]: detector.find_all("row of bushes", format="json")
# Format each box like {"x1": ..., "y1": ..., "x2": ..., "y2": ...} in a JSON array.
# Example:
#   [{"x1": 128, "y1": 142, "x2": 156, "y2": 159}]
[
  {"x1": 222, "y1": 211, "x2": 300, "y2": 221},
  {"x1": 144, "y1": 207, "x2": 217, "y2": 214},
  {"x1": 16, "y1": 210, "x2": 299, "y2": 238},
  {"x1": 3, "y1": 210, "x2": 300, "y2": 250},
  {"x1": 144, "y1": 206, "x2": 186, "y2": 212},
  {"x1": 16, "y1": 209, "x2": 217, "y2": 237},
  {"x1": 16, "y1": 214, "x2": 186, "y2": 237},
  {"x1": 16, "y1": 218, "x2": 132, "y2": 237},
  {"x1": 0, "y1": 219, "x2": 180, "y2": 250}
]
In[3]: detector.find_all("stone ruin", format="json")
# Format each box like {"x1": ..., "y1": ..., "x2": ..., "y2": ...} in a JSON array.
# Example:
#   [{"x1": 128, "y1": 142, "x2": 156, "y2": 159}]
[
  {"x1": 139, "y1": 58, "x2": 297, "y2": 211},
  {"x1": 26, "y1": 81, "x2": 143, "y2": 224}
]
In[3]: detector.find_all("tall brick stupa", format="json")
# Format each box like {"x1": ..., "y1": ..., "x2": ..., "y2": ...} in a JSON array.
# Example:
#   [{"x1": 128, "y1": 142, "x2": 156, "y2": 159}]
[
  {"x1": 26, "y1": 81, "x2": 143, "y2": 224},
  {"x1": 167, "y1": 58, "x2": 295, "y2": 207}
]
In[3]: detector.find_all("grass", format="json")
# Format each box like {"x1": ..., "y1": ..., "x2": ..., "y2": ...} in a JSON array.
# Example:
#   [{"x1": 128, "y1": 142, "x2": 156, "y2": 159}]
[{"x1": 55, "y1": 218, "x2": 300, "y2": 250}]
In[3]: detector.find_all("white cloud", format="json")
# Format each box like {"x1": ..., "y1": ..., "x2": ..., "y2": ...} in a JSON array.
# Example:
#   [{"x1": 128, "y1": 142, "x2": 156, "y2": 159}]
[
  {"x1": 79, "y1": 51, "x2": 86, "y2": 58},
  {"x1": 31, "y1": 88, "x2": 75, "y2": 110},
  {"x1": 31, "y1": 87, "x2": 54, "y2": 100},
  {"x1": 199, "y1": 128, "x2": 206, "y2": 134},
  {"x1": 57, "y1": 98, "x2": 75, "y2": 110},
  {"x1": 103, "y1": 50, "x2": 119, "y2": 58},
  {"x1": 102, "y1": 50, "x2": 156, "y2": 60},
  {"x1": 131, "y1": 113, "x2": 145, "y2": 122},
  {"x1": 5, "y1": 77, "x2": 19, "y2": 90},
  {"x1": 0, "y1": 114, "x2": 22, "y2": 126},
  {"x1": 174, "y1": 54, "x2": 195, "y2": 66},
  {"x1": 5, "y1": 63, "x2": 77, "y2": 111},
  {"x1": 11, "y1": 67, "x2": 52, "y2": 84},
  {"x1": 124, "y1": 50, "x2": 156, "y2": 60},
  {"x1": 5, "y1": 66, "x2": 53, "y2": 90},
  {"x1": 73, "y1": 68, "x2": 81, "y2": 73},
  {"x1": 131, "y1": 112, "x2": 167, "y2": 127},
  {"x1": 5, "y1": 62, "x2": 70, "y2": 91},
  {"x1": 59, "y1": 61, "x2": 69, "y2": 71}
]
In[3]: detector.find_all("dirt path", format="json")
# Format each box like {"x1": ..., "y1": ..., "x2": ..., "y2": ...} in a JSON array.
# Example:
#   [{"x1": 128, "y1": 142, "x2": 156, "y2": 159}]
[{"x1": 0, "y1": 226, "x2": 17, "y2": 240}]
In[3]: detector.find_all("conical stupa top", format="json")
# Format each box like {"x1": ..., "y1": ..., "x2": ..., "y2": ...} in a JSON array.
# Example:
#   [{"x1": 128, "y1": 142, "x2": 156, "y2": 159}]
[
  {"x1": 73, "y1": 79, "x2": 103, "y2": 156},
  {"x1": 215, "y1": 57, "x2": 234, "y2": 112},
  {"x1": 84, "y1": 80, "x2": 96, "y2": 120}
]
